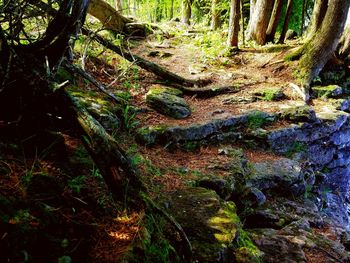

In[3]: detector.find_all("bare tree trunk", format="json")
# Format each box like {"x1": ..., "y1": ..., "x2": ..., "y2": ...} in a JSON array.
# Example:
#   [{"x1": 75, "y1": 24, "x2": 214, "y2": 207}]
[
  {"x1": 246, "y1": 0, "x2": 256, "y2": 40},
  {"x1": 300, "y1": 0, "x2": 306, "y2": 35},
  {"x1": 338, "y1": 9, "x2": 350, "y2": 58},
  {"x1": 277, "y1": 0, "x2": 292, "y2": 44},
  {"x1": 182, "y1": 0, "x2": 192, "y2": 25},
  {"x1": 227, "y1": 0, "x2": 241, "y2": 47},
  {"x1": 265, "y1": 0, "x2": 283, "y2": 43},
  {"x1": 170, "y1": 0, "x2": 174, "y2": 19},
  {"x1": 250, "y1": 0, "x2": 274, "y2": 45},
  {"x1": 88, "y1": 0, "x2": 132, "y2": 32},
  {"x1": 240, "y1": 0, "x2": 245, "y2": 46},
  {"x1": 114, "y1": 0, "x2": 123, "y2": 13},
  {"x1": 297, "y1": 0, "x2": 350, "y2": 102},
  {"x1": 305, "y1": 0, "x2": 328, "y2": 40},
  {"x1": 211, "y1": 0, "x2": 221, "y2": 30}
]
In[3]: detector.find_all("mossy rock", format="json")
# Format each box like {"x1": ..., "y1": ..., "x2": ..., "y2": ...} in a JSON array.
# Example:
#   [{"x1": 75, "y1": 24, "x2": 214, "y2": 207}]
[
  {"x1": 279, "y1": 105, "x2": 317, "y2": 122},
  {"x1": 312, "y1": 85, "x2": 344, "y2": 99},
  {"x1": 146, "y1": 86, "x2": 190, "y2": 119},
  {"x1": 253, "y1": 87, "x2": 285, "y2": 101},
  {"x1": 135, "y1": 125, "x2": 168, "y2": 145},
  {"x1": 167, "y1": 187, "x2": 239, "y2": 262}
]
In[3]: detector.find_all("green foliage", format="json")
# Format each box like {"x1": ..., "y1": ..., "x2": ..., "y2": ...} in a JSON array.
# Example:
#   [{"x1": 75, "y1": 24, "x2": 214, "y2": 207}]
[
  {"x1": 68, "y1": 176, "x2": 87, "y2": 194},
  {"x1": 145, "y1": 159, "x2": 162, "y2": 177},
  {"x1": 247, "y1": 112, "x2": 271, "y2": 130},
  {"x1": 121, "y1": 104, "x2": 139, "y2": 131},
  {"x1": 142, "y1": 214, "x2": 178, "y2": 263}
]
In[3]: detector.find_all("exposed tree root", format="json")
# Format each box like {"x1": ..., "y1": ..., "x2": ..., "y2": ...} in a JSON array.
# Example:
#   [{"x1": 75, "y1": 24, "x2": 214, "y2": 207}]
[
  {"x1": 170, "y1": 83, "x2": 240, "y2": 98},
  {"x1": 63, "y1": 60, "x2": 127, "y2": 105}
]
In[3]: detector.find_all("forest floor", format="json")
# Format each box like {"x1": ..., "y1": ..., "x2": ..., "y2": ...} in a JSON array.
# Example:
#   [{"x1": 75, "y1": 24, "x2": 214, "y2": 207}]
[{"x1": 2, "y1": 25, "x2": 349, "y2": 262}]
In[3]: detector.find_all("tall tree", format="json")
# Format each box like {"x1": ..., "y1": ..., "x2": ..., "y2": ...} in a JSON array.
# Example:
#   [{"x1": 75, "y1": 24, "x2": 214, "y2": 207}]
[
  {"x1": 247, "y1": 0, "x2": 274, "y2": 45},
  {"x1": 246, "y1": 0, "x2": 256, "y2": 40},
  {"x1": 211, "y1": 0, "x2": 221, "y2": 30},
  {"x1": 227, "y1": 0, "x2": 241, "y2": 47},
  {"x1": 291, "y1": 0, "x2": 350, "y2": 102},
  {"x1": 114, "y1": 0, "x2": 123, "y2": 13},
  {"x1": 305, "y1": 0, "x2": 328, "y2": 40},
  {"x1": 338, "y1": 10, "x2": 350, "y2": 58},
  {"x1": 182, "y1": 0, "x2": 193, "y2": 25},
  {"x1": 265, "y1": 0, "x2": 283, "y2": 43},
  {"x1": 277, "y1": 0, "x2": 292, "y2": 44}
]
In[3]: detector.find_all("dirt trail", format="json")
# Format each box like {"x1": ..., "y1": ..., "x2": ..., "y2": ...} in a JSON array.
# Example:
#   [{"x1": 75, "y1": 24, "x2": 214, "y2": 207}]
[{"x1": 130, "y1": 34, "x2": 302, "y2": 128}]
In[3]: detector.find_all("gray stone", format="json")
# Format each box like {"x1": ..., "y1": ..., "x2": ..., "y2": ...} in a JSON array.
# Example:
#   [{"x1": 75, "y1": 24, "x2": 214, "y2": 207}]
[
  {"x1": 248, "y1": 159, "x2": 306, "y2": 196},
  {"x1": 196, "y1": 177, "x2": 234, "y2": 200},
  {"x1": 146, "y1": 86, "x2": 191, "y2": 119},
  {"x1": 240, "y1": 187, "x2": 266, "y2": 207}
]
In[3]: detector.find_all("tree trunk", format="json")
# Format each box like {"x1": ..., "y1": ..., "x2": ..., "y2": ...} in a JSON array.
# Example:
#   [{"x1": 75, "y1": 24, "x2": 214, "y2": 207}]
[
  {"x1": 227, "y1": 0, "x2": 241, "y2": 47},
  {"x1": 88, "y1": 0, "x2": 132, "y2": 32},
  {"x1": 265, "y1": 0, "x2": 283, "y2": 43},
  {"x1": 114, "y1": 0, "x2": 123, "y2": 13},
  {"x1": 246, "y1": 0, "x2": 256, "y2": 40},
  {"x1": 305, "y1": 0, "x2": 328, "y2": 40},
  {"x1": 250, "y1": 0, "x2": 274, "y2": 45},
  {"x1": 210, "y1": 0, "x2": 221, "y2": 30},
  {"x1": 298, "y1": 0, "x2": 350, "y2": 101},
  {"x1": 277, "y1": 0, "x2": 292, "y2": 44},
  {"x1": 300, "y1": 0, "x2": 306, "y2": 35},
  {"x1": 170, "y1": 0, "x2": 174, "y2": 19},
  {"x1": 182, "y1": 0, "x2": 192, "y2": 25},
  {"x1": 338, "y1": 10, "x2": 350, "y2": 58}
]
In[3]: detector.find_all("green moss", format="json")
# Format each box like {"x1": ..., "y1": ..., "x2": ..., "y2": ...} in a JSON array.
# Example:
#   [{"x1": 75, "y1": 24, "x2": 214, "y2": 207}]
[
  {"x1": 148, "y1": 85, "x2": 183, "y2": 97},
  {"x1": 247, "y1": 111, "x2": 274, "y2": 130}
]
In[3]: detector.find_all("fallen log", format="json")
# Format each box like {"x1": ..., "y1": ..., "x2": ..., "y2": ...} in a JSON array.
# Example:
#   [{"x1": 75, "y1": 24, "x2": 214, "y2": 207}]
[{"x1": 82, "y1": 27, "x2": 207, "y2": 87}]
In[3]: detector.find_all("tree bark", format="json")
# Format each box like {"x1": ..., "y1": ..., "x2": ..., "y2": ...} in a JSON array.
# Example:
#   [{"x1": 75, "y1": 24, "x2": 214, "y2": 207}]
[
  {"x1": 265, "y1": 0, "x2": 283, "y2": 43},
  {"x1": 182, "y1": 0, "x2": 193, "y2": 25},
  {"x1": 227, "y1": 0, "x2": 241, "y2": 47},
  {"x1": 250, "y1": 0, "x2": 274, "y2": 45},
  {"x1": 277, "y1": 0, "x2": 292, "y2": 44},
  {"x1": 300, "y1": 0, "x2": 306, "y2": 35},
  {"x1": 210, "y1": 0, "x2": 221, "y2": 30},
  {"x1": 305, "y1": 0, "x2": 328, "y2": 40},
  {"x1": 88, "y1": 0, "x2": 132, "y2": 32},
  {"x1": 338, "y1": 10, "x2": 350, "y2": 58},
  {"x1": 114, "y1": 0, "x2": 123, "y2": 13},
  {"x1": 297, "y1": 0, "x2": 350, "y2": 102},
  {"x1": 246, "y1": 0, "x2": 256, "y2": 40}
]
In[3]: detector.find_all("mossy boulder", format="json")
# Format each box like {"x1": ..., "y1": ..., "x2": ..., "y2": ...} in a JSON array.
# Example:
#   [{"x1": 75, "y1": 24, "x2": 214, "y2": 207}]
[
  {"x1": 167, "y1": 187, "x2": 239, "y2": 262},
  {"x1": 135, "y1": 125, "x2": 168, "y2": 145},
  {"x1": 146, "y1": 86, "x2": 191, "y2": 119},
  {"x1": 253, "y1": 87, "x2": 285, "y2": 101},
  {"x1": 312, "y1": 85, "x2": 344, "y2": 99},
  {"x1": 279, "y1": 105, "x2": 317, "y2": 122}
]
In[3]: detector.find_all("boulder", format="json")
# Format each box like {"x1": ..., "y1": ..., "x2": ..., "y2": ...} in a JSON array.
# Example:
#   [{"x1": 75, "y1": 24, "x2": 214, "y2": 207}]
[
  {"x1": 167, "y1": 187, "x2": 240, "y2": 262},
  {"x1": 248, "y1": 158, "x2": 307, "y2": 197},
  {"x1": 146, "y1": 86, "x2": 191, "y2": 119},
  {"x1": 279, "y1": 105, "x2": 317, "y2": 122},
  {"x1": 312, "y1": 85, "x2": 344, "y2": 99},
  {"x1": 253, "y1": 87, "x2": 285, "y2": 101}
]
